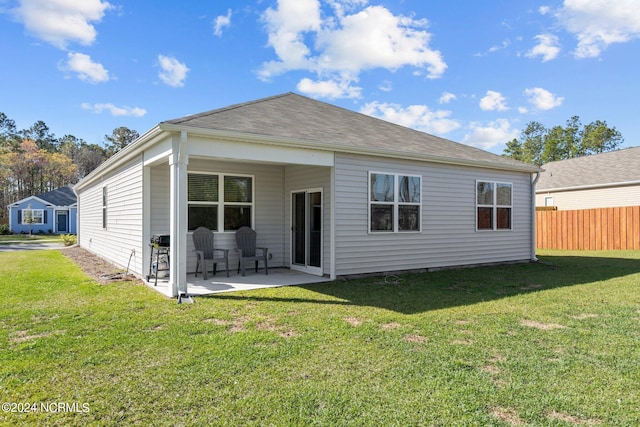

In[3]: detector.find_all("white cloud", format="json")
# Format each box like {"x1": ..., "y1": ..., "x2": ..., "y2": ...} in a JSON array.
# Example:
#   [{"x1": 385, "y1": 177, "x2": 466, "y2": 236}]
[
  {"x1": 260, "y1": 0, "x2": 322, "y2": 77},
  {"x1": 213, "y1": 9, "x2": 232, "y2": 37},
  {"x1": 11, "y1": 0, "x2": 112, "y2": 49},
  {"x1": 539, "y1": 6, "x2": 551, "y2": 15},
  {"x1": 479, "y1": 90, "x2": 508, "y2": 111},
  {"x1": 462, "y1": 119, "x2": 519, "y2": 150},
  {"x1": 297, "y1": 77, "x2": 362, "y2": 99},
  {"x1": 378, "y1": 80, "x2": 392, "y2": 92},
  {"x1": 474, "y1": 39, "x2": 511, "y2": 57},
  {"x1": 260, "y1": 0, "x2": 446, "y2": 99},
  {"x1": 557, "y1": 0, "x2": 640, "y2": 58},
  {"x1": 524, "y1": 87, "x2": 564, "y2": 110},
  {"x1": 526, "y1": 33, "x2": 561, "y2": 61},
  {"x1": 81, "y1": 103, "x2": 146, "y2": 117},
  {"x1": 61, "y1": 52, "x2": 109, "y2": 83},
  {"x1": 360, "y1": 101, "x2": 460, "y2": 135},
  {"x1": 489, "y1": 40, "x2": 511, "y2": 53},
  {"x1": 157, "y1": 55, "x2": 189, "y2": 87},
  {"x1": 439, "y1": 92, "x2": 456, "y2": 104}
]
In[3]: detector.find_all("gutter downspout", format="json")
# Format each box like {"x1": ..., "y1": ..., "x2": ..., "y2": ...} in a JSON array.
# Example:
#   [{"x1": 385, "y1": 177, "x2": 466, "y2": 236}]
[
  {"x1": 72, "y1": 186, "x2": 80, "y2": 247},
  {"x1": 531, "y1": 171, "x2": 540, "y2": 261}
]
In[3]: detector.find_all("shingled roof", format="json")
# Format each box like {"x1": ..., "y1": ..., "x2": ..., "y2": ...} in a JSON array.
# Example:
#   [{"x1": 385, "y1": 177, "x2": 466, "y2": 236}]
[
  {"x1": 536, "y1": 146, "x2": 640, "y2": 191},
  {"x1": 37, "y1": 185, "x2": 76, "y2": 206},
  {"x1": 162, "y1": 92, "x2": 538, "y2": 172}
]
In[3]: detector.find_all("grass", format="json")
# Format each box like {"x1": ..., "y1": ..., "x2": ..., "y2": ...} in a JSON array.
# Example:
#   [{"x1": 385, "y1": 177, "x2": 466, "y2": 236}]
[
  {"x1": 0, "y1": 234, "x2": 61, "y2": 244},
  {"x1": 1, "y1": 249, "x2": 639, "y2": 426}
]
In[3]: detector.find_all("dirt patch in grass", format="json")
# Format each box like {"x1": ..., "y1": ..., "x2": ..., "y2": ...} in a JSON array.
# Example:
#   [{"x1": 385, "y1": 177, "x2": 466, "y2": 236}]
[
  {"x1": 570, "y1": 313, "x2": 599, "y2": 320},
  {"x1": 404, "y1": 334, "x2": 428, "y2": 343},
  {"x1": 203, "y1": 318, "x2": 231, "y2": 326},
  {"x1": 546, "y1": 410, "x2": 602, "y2": 425},
  {"x1": 344, "y1": 317, "x2": 362, "y2": 327},
  {"x1": 10, "y1": 330, "x2": 65, "y2": 343},
  {"x1": 482, "y1": 355, "x2": 507, "y2": 386},
  {"x1": 381, "y1": 322, "x2": 402, "y2": 330},
  {"x1": 491, "y1": 406, "x2": 525, "y2": 426},
  {"x1": 521, "y1": 319, "x2": 566, "y2": 330},
  {"x1": 60, "y1": 246, "x2": 140, "y2": 284},
  {"x1": 489, "y1": 354, "x2": 506, "y2": 363},
  {"x1": 450, "y1": 338, "x2": 474, "y2": 345},
  {"x1": 278, "y1": 330, "x2": 298, "y2": 338},
  {"x1": 480, "y1": 364, "x2": 501, "y2": 375}
]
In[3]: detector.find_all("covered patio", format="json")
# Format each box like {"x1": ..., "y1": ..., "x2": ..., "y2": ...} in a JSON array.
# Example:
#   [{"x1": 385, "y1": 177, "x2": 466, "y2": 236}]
[
  {"x1": 146, "y1": 268, "x2": 333, "y2": 297},
  {"x1": 139, "y1": 120, "x2": 336, "y2": 299}
]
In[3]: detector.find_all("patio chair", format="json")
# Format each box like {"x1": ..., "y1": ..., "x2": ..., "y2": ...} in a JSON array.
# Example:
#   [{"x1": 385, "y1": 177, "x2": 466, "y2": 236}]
[
  {"x1": 192, "y1": 227, "x2": 229, "y2": 279},
  {"x1": 235, "y1": 226, "x2": 268, "y2": 276}
]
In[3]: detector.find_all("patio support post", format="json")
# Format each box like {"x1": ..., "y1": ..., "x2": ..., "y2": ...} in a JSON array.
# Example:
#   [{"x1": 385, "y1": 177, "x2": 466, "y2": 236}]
[{"x1": 169, "y1": 132, "x2": 189, "y2": 298}]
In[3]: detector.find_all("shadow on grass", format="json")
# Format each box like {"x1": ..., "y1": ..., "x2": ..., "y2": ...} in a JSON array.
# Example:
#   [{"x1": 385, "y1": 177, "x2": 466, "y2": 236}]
[{"x1": 202, "y1": 254, "x2": 640, "y2": 314}]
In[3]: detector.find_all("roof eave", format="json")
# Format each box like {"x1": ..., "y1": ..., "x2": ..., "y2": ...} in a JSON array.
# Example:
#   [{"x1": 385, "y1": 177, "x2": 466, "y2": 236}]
[
  {"x1": 159, "y1": 123, "x2": 540, "y2": 174},
  {"x1": 536, "y1": 179, "x2": 640, "y2": 193},
  {"x1": 74, "y1": 125, "x2": 166, "y2": 192}
]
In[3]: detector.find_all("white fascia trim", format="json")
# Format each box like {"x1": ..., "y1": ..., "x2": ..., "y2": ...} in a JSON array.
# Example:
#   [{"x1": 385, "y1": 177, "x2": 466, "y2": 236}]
[
  {"x1": 159, "y1": 123, "x2": 540, "y2": 174},
  {"x1": 536, "y1": 180, "x2": 640, "y2": 194},
  {"x1": 74, "y1": 125, "x2": 165, "y2": 192}
]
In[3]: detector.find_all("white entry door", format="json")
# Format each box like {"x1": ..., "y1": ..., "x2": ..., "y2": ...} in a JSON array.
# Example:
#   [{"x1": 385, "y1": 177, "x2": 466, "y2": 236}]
[{"x1": 291, "y1": 189, "x2": 323, "y2": 276}]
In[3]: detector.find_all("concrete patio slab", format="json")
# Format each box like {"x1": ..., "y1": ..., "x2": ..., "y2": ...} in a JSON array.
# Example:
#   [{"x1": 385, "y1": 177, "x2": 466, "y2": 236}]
[{"x1": 146, "y1": 268, "x2": 332, "y2": 298}]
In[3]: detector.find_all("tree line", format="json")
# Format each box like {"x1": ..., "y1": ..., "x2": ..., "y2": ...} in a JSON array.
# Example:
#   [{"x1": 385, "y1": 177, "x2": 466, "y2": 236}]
[
  {"x1": 0, "y1": 112, "x2": 139, "y2": 223},
  {"x1": 502, "y1": 116, "x2": 623, "y2": 166}
]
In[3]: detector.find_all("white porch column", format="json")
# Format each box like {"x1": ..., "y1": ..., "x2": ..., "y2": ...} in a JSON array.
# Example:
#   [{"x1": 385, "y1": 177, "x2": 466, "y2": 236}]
[{"x1": 169, "y1": 132, "x2": 189, "y2": 298}]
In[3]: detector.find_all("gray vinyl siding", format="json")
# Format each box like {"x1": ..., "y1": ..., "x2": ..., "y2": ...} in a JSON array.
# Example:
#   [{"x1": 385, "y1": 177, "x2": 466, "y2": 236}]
[
  {"x1": 334, "y1": 153, "x2": 533, "y2": 276},
  {"x1": 284, "y1": 165, "x2": 332, "y2": 275},
  {"x1": 185, "y1": 159, "x2": 285, "y2": 273},
  {"x1": 77, "y1": 156, "x2": 144, "y2": 275},
  {"x1": 150, "y1": 163, "x2": 170, "y2": 235},
  {"x1": 536, "y1": 184, "x2": 640, "y2": 210}
]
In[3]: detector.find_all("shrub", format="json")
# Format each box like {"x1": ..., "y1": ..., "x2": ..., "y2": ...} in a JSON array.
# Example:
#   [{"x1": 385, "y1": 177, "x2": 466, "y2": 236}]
[
  {"x1": 61, "y1": 234, "x2": 77, "y2": 246},
  {"x1": 0, "y1": 224, "x2": 10, "y2": 235}
]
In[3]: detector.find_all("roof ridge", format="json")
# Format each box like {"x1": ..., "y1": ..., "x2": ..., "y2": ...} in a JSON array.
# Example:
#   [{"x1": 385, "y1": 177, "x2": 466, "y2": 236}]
[
  {"x1": 542, "y1": 146, "x2": 640, "y2": 166},
  {"x1": 163, "y1": 92, "x2": 295, "y2": 124}
]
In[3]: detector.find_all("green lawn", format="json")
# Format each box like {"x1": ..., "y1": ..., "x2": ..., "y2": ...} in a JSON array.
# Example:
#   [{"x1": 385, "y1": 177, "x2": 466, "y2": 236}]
[
  {"x1": 0, "y1": 234, "x2": 61, "y2": 244},
  {"x1": 1, "y1": 249, "x2": 639, "y2": 426}
]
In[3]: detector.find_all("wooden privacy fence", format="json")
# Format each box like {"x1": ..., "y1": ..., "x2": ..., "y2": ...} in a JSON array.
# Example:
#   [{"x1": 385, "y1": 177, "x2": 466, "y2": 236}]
[{"x1": 536, "y1": 206, "x2": 640, "y2": 250}]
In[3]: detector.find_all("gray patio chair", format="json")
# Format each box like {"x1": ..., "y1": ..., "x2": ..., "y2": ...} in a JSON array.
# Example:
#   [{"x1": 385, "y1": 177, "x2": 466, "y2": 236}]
[
  {"x1": 192, "y1": 226, "x2": 229, "y2": 279},
  {"x1": 235, "y1": 226, "x2": 268, "y2": 276}
]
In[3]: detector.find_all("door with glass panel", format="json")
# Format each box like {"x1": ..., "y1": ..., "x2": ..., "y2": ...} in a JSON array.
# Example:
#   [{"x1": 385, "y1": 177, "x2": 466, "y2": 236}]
[{"x1": 291, "y1": 189, "x2": 323, "y2": 275}]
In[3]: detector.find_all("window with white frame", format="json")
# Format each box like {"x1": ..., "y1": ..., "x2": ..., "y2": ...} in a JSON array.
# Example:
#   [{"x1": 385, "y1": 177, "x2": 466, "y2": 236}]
[
  {"x1": 369, "y1": 172, "x2": 421, "y2": 232},
  {"x1": 188, "y1": 173, "x2": 253, "y2": 232},
  {"x1": 102, "y1": 187, "x2": 107, "y2": 229},
  {"x1": 21, "y1": 209, "x2": 44, "y2": 225},
  {"x1": 476, "y1": 180, "x2": 512, "y2": 230},
  {"x1": 544, "y1": 196, "x2": 554, "y2": 207}
]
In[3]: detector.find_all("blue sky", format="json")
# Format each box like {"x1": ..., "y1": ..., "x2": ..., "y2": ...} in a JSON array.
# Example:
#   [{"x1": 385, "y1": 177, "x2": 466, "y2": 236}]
[{"x1": 1, "y1": 0, "x2": 638, "y2": 154}]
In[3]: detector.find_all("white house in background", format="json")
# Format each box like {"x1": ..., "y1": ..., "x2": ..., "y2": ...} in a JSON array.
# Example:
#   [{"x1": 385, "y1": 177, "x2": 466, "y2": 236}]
[
  {"x1": 74, "y1": 93, "x2": 541, "y2": 298},
  {"x1": 536, "y1": 146, "x2": 640, "y2": 210}
]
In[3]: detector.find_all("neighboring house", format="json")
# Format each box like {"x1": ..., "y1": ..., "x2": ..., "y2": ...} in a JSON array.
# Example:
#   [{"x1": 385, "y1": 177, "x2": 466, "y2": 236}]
[
  {"x1": 8, "y1": 185, "x2": 77, "y2": 234},
  {"x1": 536, "y1": 146, "x2": 640, "y2": 210},
  {"x1": 74, "y1": 92, "x2": 540, "y2": 297}
]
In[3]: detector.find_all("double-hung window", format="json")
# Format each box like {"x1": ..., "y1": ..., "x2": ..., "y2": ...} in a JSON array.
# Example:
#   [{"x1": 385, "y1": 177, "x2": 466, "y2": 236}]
[
  {"x1": 476, "y1": 180, "x2": 512, "y2": 230},
  {"x1": 21, "y1": 209, "x2": 44, "y2": 225},
  {"x1": 188, "y1": 173, "x2": 253, "y2": 232},
  {"x1": 369, "y1": 172, "x2": 421, "y2": 232}
]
